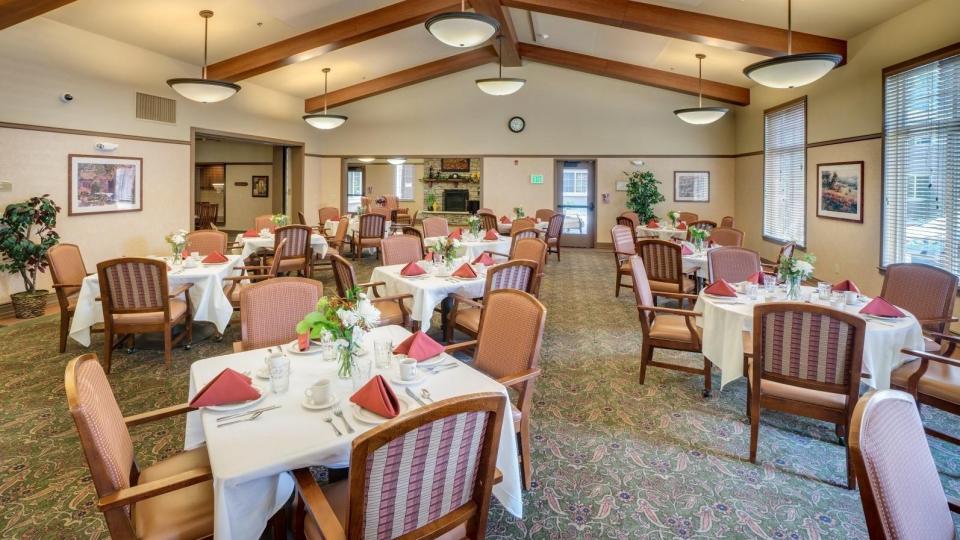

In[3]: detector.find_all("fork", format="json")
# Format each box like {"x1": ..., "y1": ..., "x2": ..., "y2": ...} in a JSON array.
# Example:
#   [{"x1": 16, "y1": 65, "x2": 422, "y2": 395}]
[
  {"x1": 333, "y1": 408, "x2": 355, "y2": 434},
  {"x1": 218, "y1": 410, "x2": 265, "y2": 427},
  {"x1": 324, "y1": 417, "x2": 343, "y2": 436}
]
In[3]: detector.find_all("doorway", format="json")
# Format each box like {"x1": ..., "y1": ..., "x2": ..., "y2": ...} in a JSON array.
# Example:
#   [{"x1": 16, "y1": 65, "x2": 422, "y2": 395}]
[
  {"x1": 554, "y1": 159, "x2": 596, "y2": 248},
  {"x1": 344, "y1": 165, "x2": 365, "y2": 213}
]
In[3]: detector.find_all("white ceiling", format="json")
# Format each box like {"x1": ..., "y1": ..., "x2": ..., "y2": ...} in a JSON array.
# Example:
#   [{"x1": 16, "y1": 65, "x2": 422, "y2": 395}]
[{"x1": 43, "y1": 0, "x2": 927, "y2": 100}]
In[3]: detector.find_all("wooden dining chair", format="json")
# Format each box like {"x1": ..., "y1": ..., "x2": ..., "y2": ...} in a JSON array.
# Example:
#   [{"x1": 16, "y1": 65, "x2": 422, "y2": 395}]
[
  {"x1": 707, "y1": 247, "x2": 762, "y2": 283},
  {"x1": 477, "y1": 211, "x2": 498, "y2": 232},
  {"x1": 543, "y1": 213, "x2": 564, "y2": 262},
  {"x1": 353, "y1": 213, "x2": 386, "y2": 260},
  {"x1": 629, "y1": 255, "x2": 712, "y2": 397},
  {"x1": 445, "y1": 259, "x2": 539, "y2": 342},
  {"x1": 534, "y1": 208, "x2": 555, "y2": 222},
  {"x1": 512, "y1": 217, "x2": 536, "y2": 232},
  {"x1": 761, "y1": 242, "x2": 796, "y2": 273},
  {"x1": 421, "y1": 216, "x2": 449, "y2": 238},
  {"x1": 96, "y1": 258, "x2": 192, "y2": 372},
  {"x1": 483, "y1": 228, "x2": 539, "y2": 262},
  {"x1": 222, "y1": 239, "x2": 287, "y2": 311},
  {"x1": 401, "y1": 226, "x2": 426, "y2": 257},
  {"x1": 329, "y1": 253, "x2": 412, "y2": 328},
  {"x1": 882, "y1": 263, "x2": 958, "y2": 352},
  {"x1": 678, "y1": 212, "x2": 699, "y2": 224},
  {"x1": 383, "y1": 194, "x2": 411, "y2": 225},
  {"x1": 708, "y1": 227, "x2": 745, "y2": 247},
  {"x1": 894, "y1": 333, "x2": 960, "y2": 446},
  {"x1": 272, "y1": 224, "x2": 313, "y2": 276},
  {"x1": 322, "y1": 216, "x2": 350, "y2": 257},
  {"x1": 445, "y1": 289, "x2": 546, "y2": 490},
  {"x1": 367, "y1": 206, "x2": 392, "y2": 222},
  {"x1": 297, "y1": 211, "x2": 308, "y2": 225},
  {"x1": 618, "y1": 211, "x2": 640, "y2": 228},
  {"x1": 748, "y1": 302, "x2": 866, "y2": 489},
  {"x1": 719, "y1": 216, "x2": 735, "y2": 228},
  {"x1": 611, "y1": 224, "x2": 637, "y2": 297},
  {"x1": 47, "y1": 243, "x2": 94, "y2": 353},
  {"x1": 636, "y1": 239, "x2": 696, "y2": 303},
  {"x1": 512, "y1": 237, "x2": 548, "y2": 296},
  {"x1": 197, "y1": 203, "x2": 218, "y2": 229},
  {"x1": 185, "y1": 229, "x2": 227, "y2": 256},
  {"x1": 616, "y1": 216, "x2": 639, "y2": 244},
  {"x1": 65, "y1": 353, "x2": 215, "y2": 540},
  {"x1": 318, "y1": 206, "x2": 340, "y2": 226},
  {"x1": 236, "y1": 277, "x2": 322, "y2": 352},
  {"x1": 849, "y1": 390, "x2": 960, "y2": 540},
  {"x1": 380, "y1": 235, "x2": 423, "y2": 266},
  {"x1": 291, "y1": 393, "x2": 506, "y2": 540},
  {"x1": 254, "y1": 214, "x2": 276, "y2": 232}
]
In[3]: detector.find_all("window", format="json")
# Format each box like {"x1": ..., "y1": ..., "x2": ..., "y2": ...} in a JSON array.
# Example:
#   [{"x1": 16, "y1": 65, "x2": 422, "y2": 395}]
[
  {"x1": 882, "y1": 46, "x2": 960, "y2": 276},
  {"x1": 562, "y1": 169, "x2": 588, "y2": 196},
  {"x1": 394, "y1": 164, "x2": 415, "y2": 200},
  {"x1": 763, "y1": 97, "x2": 807, "y2": 247},
  {"x1": 346, "y1": 166, "x2": 364, "y2": 213}
]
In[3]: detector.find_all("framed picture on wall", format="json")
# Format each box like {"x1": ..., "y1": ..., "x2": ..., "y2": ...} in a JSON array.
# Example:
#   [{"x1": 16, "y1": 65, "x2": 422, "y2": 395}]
[
  {"x1": 673, "y1": 171, "x2": 709, "y2": 202},
  {"x1": 68, "y1": 155, "x2": 143, "y2": 216},
  {"x1": 817, "y1": 161, "x2": 864, "y2": 223},
  {"x1": 440, "y1": 158, "x2": 470, "y2": 172},
  {"x1": 251, "y1": 175, "x2": 269, "y2": 197}
]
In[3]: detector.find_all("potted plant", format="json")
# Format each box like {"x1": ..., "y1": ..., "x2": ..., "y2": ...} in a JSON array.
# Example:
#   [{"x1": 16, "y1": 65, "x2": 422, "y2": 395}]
[
  {"x1": 0, "y1": 195, "x2": 60, "y2": 318},
  {"x1": 425, "y1": 192, "x2": 439, "y2": 212},
  {"x1": 624, "y1": 170, "x2": 665, "y2": 223}
]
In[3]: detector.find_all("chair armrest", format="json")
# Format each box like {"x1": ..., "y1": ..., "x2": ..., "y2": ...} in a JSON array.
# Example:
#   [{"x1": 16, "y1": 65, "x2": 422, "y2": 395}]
[
  {"x1": 949, "y1": 497, "x2": 960, "y2": 514},
  {"x1": 98, "y1": 467, "x2": 212, "y2": 511},
  {"x1": 124, "y1": 403, "x2": 195, "y2": 427},
  {"x1": 52, "y1": 283, "x2": 82, "y2": 289},
  {"x1": 445, "y1": 340, "x2": 478, "y2": 355},
  {"x1": 169, "y1": 283, "x2": 193, "y2": 297},
  {"x1": 900, "y1": 349, "x2": 960, "y2": 369},
  {"x1": 638, "y1": 305, "x2": 700, "y2": 318},
  {"x1": 655, "y1": 291, "x2": 700, "y2": 301},
  {"x1": 497, "y1": 368, "x2": 541, "y2": 388},
  {"x1": 357, "y1": 280, "x2": 387, "y2": 297},
  {"x1": 493, "y1": 468, "x2": 503, "y2": 485},
  {"x1": 925, "y1": 331, "x2": 960, "y2": 343},
  {"x1": 613, "y1": 250, "x2": 635, "y2": 258},
  {"x1": 222, "y1": 274, "x2": 272, "y2": 283},
  {"x1": 236, "y1": 265, "x2": 273, "y2": 271},
  {"x1": 450, "y1": 293, "x2": 483, "y2": 310},
  {"x1": 293, "y1": 468, "x2": 346, "y2": 540},
  {"x1": 371, "y1": 294, "x2": 413, "y2": 305},
  {"x1": 483, "y1": 250, "x2": 510, "y2": 259}
]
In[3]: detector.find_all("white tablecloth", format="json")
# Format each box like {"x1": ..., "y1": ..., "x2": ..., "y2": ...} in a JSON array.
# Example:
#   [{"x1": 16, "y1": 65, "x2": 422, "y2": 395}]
[
  {"x1": 497, "y1": 221, "x2": 548, "y2": 235},
  {"x1": 424, "y1": 235, "x2": 512, "y2": 261},
  {"x1": 184, "y1": 325, "x2": 523, "y2": 540},
  {"x1": 324, "y1": 218, "x2": 392, "y2": 238},
  {"x1": 637, "y1": 226, "x2": 687, "y2": 240},
  {"x1": 693, "y1": 287, "x2": 925, "y2": 389},
  {"x1": 370, "y1": 263, "x2": 487, "y2": 332},
  {"x1": 69, "y1": 255, "x2": 243, "y2": 346},
  {"x1": 235, "y1": 233, "x2": 328, "y2": 260}
]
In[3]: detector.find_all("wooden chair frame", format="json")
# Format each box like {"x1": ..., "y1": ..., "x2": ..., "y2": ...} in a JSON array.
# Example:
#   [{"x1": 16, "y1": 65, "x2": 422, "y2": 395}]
[
  {"x1": 273, "y1": 224, "x2": 314, "y2": 276},
  {"x1": 401, "y1": 226, "x2": 426, "y2": 257},
  {"x1": 444, "y1": 259, "x2": 539, "y2": 342},
  {"x1": 48, "y1": 243, "x2": 99, "y2": 353},
  {"x1": 328, "y1": 253, "x2": 413, "y2": 328},
  {"x1": 898, "y1": 334, "x2": 960, "y2": 446},
  {"x1": 615, "y1": 216, "x2": 638, "y2": 244},
  {"x1": 636, "y1": 239, "x2": 694, "y2": 303},
  {"x1": 352, "y1": 213, "x2": 385, "y2": 260},
  {"x1": 544, "y1": 213, "x2": 564, "y2": 262},
  {"x1": 611, "y1": 225, "x2": 637, "y2": 297}
]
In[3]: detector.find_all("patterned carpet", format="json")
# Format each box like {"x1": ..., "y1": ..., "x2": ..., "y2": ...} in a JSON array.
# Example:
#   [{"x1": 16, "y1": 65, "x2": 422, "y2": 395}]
[{"x1": 1, "y1": 248, "x2": 957, "y2": 539}]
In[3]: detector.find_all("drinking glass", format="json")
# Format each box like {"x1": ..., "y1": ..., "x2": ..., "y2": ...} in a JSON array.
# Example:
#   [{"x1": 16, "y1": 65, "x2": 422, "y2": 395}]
[
  {"x1": 351, "y1": 353, "x2": 373, "y2": 390},
  {"x1": 763, "y1": 274, "x2": 777, "y2": 294},
  {"x1": 268, "y1": 354, "x2": 291, "y2": 394},
  {"x1": 747, "y1": 283, "x2": 761, "y2": 302},
  {"x1": 817, "y1": 282, "x2": 832, "y2": 301},
  {"x1": 320, "y1": 342, "x2": 337, "y2": 363},
  {"x1": 374, "y1": 340, "x2": 393, "y2": 370}
]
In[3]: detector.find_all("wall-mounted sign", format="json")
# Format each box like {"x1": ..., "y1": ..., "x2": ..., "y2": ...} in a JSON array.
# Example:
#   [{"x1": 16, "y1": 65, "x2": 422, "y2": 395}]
[
  {"x1": 615, "y1": 181, "x2": 629, "y2": 192},
  {"x1": 530, "y1": 174, "x2": 544, "y2": 185},
  {"x1": 234, "y1": 181, "x2": 249, "y2": 187}
]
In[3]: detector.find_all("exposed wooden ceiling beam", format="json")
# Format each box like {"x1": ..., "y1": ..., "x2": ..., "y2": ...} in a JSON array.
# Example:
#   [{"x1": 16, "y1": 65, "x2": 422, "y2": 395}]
[
  {"x1": 519, "y1": 43, "x2": 750, "y2": 106},
  {"x1": 468, "y1": 0, "x2": 521, "y2": 67},
  {"x1": 305, "y1": 46, "x2": 498, "y2": 112},
  {"x1": 502, "y1": 0, "x2": 847, "y2": 64},
  {"x1": 0, "y1": 0, "x2": 75, "y2": 30},
  {"x1": 207, "y1": 0, "x2": 461, "y2": 82}
]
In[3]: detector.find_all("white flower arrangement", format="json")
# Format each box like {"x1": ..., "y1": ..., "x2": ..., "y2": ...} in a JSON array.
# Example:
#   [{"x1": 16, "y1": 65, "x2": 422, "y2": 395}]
[
  {"x1": 467, "y1": 215, "x2": 481, "y2": 235},
  {"x1": 165, "y1": 229, "x2": 187, "y2": 257},
  {"x1": 778, "y1": 253, "x2": 816, "y2": 280},
  {"x1": 270, "y1": 213, "x2": 289, "y2": 226},
  {"x1": 297, "y1": 289, "x2": 380, "y2": 378},
  {"x1": 667, "y1": 210, "x2": 680, "y2": 225}
]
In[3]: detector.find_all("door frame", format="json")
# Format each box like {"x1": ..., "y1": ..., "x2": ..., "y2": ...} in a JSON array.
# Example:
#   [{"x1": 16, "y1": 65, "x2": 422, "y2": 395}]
[
  {"x1": 553, "y1": 159, "x2": 597, "y2": 248},
  {"x1": 342, "y1": 164, "x2": 366, "y2": 213}
]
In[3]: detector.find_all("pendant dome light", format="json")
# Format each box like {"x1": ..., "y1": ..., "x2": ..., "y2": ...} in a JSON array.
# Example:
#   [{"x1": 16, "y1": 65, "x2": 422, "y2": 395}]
[
  {"x1": 743, "y1": 0, "x2": 841, "y2": 88},
  {"x1": 425, "y1": 0, "x2": 499, "y2": 48},
  {"x1": 476, "y1": 36, "x2": 526, "y2": 96},
  {"x1": 167, "y1": 10, "x2": 241, "y2": 103},
  {"x1": 303, "y1": 68, "x2": 348, "y2": 130},
  {"x1": 674, "y1": 54, "x2": 729, "y2": 125}
]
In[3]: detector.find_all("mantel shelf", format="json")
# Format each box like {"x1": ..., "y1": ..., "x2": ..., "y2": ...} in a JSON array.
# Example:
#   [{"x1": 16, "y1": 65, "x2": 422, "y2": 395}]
[{"x1": 421, "y1": 178, "x2": 480, "y2": 184}]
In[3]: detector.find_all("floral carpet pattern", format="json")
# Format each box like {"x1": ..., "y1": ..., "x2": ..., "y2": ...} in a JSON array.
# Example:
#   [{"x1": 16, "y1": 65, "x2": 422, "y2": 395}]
[{"x1": 1, "y1": 248, "x2": 958, "y2": 539}]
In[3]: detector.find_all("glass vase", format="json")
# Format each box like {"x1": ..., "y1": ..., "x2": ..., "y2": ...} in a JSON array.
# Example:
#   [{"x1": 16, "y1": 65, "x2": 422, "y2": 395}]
[
  {"x1": 785, "y1": 275, "x2": 802, "y2": 301},
  {"x1": 172, "y1": 245, "x2": 183, "y2": 265},
  {"x1": 337, "y1": 346, "x2": 355, "y2": 380}
]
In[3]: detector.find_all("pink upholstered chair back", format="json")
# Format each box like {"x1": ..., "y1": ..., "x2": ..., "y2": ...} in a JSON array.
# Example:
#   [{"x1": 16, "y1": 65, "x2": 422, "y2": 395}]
[
  {"x1": 708, "y1": 247, "x2": 761, "y2": 283},
  {"x1": 477, "y1": 207, "x2": 494, "y2": 215},
  {"x1": 753, "y1": 303, "x2": 865, "y2": 393},
  {"x1": 421, "y1": 217, "x2": 449, "y2": 238},
  {"x1": 535, "y1": 209, "x2": 555, "y2": 222},
  {"x1": 678, "y1": 212, "x2": 699, "y2": 224},
  {"x1": 358, "y1": 214, "x2": 386, "y2": 239},
  {"x1": 239, "y1": 277, "x2": 322, "y2": 351},
  {"x1": 477, "y1": 212, "x2": 498, "y2": 232},
  {"x1": 473, "y1": 289, "x2": 546, "y2": 380},
  {"x1": 97, "y1": 258, "x2": 168, "y2": 313},
  {"x1": 485, "y1": 260, "x2": 537, "y2": 296},
  {"x1": 545, "y1": 213, "x2": 564, "y2": 240},
  {"x1": 629, "y1": 256, "x2": 656, "y2": 328},
  {"x1": 275, "y1": 225, "x2": 312, "y2": 258},
  {"x1": 719, "y1": 216, "x2": 735, "y2": 228},
  {"x1": 401, "y1": 227, "x2": 425, "y2": 255},
  {"x1": 48, "y1": 243, "x2": 87, "y2": 299},
  {"x1": 611, "y1": 225, "x2": 636, "y2": 263},
  {"x1": 318, "y1": 206, "x2": 340, "y2": 224},
  {"x1": 709, "y1": 228, "x2": 744, "y2": 247},
  {"x1": 329, "y1": 253, "x2": 358, "y2": 297},
  {"x1": 254, "y1": 215, "x2": 276, "y2": 232},
  {"x1": 512, "y1": 238, "x2": 547, "y2": 267},
  {"x1": 881, "y1": 263, "x2": 958, "y2": 332},
  {"x1": 512, "y1": 217, "x2": 535, "y2": 232},
  {"x1": 850, "y1": 390, "x2": 956, "y2": 540},
  {"x1": 382, "y1": 195, "x2": 399, "y2": 210},
  {"x1": 619, "y1": 212, "x2": 640, "y2": 228},
  {"x1": 637, "y1": 239, "x2": 683, "y2": 284},
  {"x1": 381, "y1": 235, "x2": 423, "y2": 266},
  {"x1": 185, "y1": 230, "x2": 227, "y2": 255}
]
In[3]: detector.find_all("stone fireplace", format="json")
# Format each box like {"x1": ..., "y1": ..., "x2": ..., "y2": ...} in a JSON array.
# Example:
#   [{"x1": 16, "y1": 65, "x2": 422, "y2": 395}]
[
  {"x1": 443, "y1": 189, "x2": 469, "y2": 212},
  {"x1": 420, "y1": 157, "x2": 482, "y2": 225}
]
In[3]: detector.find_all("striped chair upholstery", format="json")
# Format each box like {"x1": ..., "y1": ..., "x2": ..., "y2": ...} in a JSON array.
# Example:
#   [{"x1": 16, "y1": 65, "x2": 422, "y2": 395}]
[
  {"x1": 489, "y1": 261, "x2": 536, "y2": 292},
  {"x1": 185, "y1": 230, "x2": 227, "y2": 256},
  {"x1": 238, "y1": 277, "x2": 322, "y2": 351},
  {"x1": 850, "y1": 390, "x2": 958, "y2": 540},
  {"x1": 446, "y1": 260, "x2": 538, "y2": 342},
  {"x1": 720, "y1": 215, "x2": 735, "y2": 228},
  {"x1": 619, "y1": 211, "x2": 640, "y2": 228},
  {"x1": 612, "y1": 224, "x2": 636, "y2": 297},
  {"x1": 678, "y1": 212, "x2": 699, "y2": 224},
  {"x1": 709, "y1": 227, "x2": 744, "y2": 247},
  {"x1": 318, "y1": 206, "x2": 340, "y2": 224},
  {"x1": 477, "y1": 212, "x2": 498, "y2": 232},
  {"x1": 274, "y1": 225, "x2": 312, "y2": 275},
  {"x1": 637, "y1": 239, "x2": 694, "y2": 297},
  {"x1": 380, "y1": 235, "x2": 422, "y2": 266},
  {"x1": 421, "y1": 217, "x2": 449, "y2": 238},
  {"x1": 328, "y1": 254, "x2": 411, "y2": 327},
  {"x1": 508, "y1": 228, "x2": 538, "y2": 257},
  {"x1": 534, "y1": 208, "x2": 555, "y2": 222},
  {"x1": 544, "y1": 213, "x2": 564, "y2": 261},
  {"x1": 254, "y1": 214, "x2": 276, "y2": 232},
  {"x1": 707, "y1": 247, "x2": 761, "y2": 283},
  {"x1": 616, "y1": 216, "x2": 638, "y2": 243},
  {"x1": 368, "y1": 207, "x2": 392, "y2": 221},
  {"x1": 512, "y1": 237, "x2": 547, "y2": 296},
  {"x1": 101, "y1": 260, "x2": 166, "y2": 311},
  {"x1": 354, "y1": 214, "x2": 386, "y2": 259}
]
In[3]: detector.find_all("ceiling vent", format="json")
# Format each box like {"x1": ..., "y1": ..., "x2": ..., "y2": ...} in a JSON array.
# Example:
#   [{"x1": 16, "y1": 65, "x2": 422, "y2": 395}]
[{"x1": 136, "y1": 92, "x2": 176, "y2": 123}]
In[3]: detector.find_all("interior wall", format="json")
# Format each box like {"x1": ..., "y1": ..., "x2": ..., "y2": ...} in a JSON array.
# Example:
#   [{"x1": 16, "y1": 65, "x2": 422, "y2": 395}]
[
  {"x1": 195, "y1": 139, "x2": 278, "y2": 230},
  {"x1": 303, "y1": 156, "x2": 343, "y2": 225},
  {"x1": 361, "y1": 163, "x2": 425, "y2": 217}
]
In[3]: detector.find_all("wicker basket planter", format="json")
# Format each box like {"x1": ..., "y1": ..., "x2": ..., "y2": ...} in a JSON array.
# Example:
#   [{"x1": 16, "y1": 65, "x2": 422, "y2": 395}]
[{"x1": 11, "y1": 290, "x2": 48, "y2": 319}]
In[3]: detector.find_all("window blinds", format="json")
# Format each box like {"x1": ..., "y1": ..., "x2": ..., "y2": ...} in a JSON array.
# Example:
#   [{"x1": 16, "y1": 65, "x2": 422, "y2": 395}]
[
  {"x1": 763, "y1": 99, "x2": 806, "y2": 246},
  {"x1": 395, "y1": 164, "x2": 415, "y2": 200},
  {"x1": 882, "y1": 52, "x2": 960, "y2": 277}
]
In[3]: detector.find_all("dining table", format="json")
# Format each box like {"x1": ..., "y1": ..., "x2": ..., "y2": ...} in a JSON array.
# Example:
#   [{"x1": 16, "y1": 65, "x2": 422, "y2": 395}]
[
  {"x1": 235, "y1": 232, "x2": 328, "y2": 260},
  {"x1": 637, "y1": 225, "x2": 688, "y2": 241},
  {"x1": 183, "y1": 324, "x2": 523, "y2": 540},
  {"x1": 497, "y1": 220, "x2": 549, "y2": 235},
  {"x1": 424, "y1": 234, "x2": 512, "y2": 261},
  {"x1": 693, "y1": 285, "x2": 926, "y2": 389},
  {"x1": 324, "y1": 218, "x2": 392, "y2": 239},
  {"x1": 369, "y1": 262, "x2": 487, "y2": 333},
  {"x1": 69, "y1": 255, "x2": 243, "y2": 346}
]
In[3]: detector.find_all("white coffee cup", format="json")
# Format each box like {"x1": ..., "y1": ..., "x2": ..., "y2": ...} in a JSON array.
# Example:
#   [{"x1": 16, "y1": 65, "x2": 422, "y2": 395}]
[
  {"x1": 844, "y1": 291, "x2": 859, "y2": 305},
  {"x1": 190, "y1": 251, "x2": 201, "y2": 260},
  {"x1": 304, "y1": 378, "x2": 331, "y2": 405},
  {"x1": 399, "y1": 358, "x2": 418, "y2": 381}
]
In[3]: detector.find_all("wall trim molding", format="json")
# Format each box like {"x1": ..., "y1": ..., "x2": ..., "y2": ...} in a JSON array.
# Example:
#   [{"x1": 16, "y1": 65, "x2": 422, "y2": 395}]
[
  {"x1": 735, "y1": 132, "x2": 882, "y2": 157},
  {"x1": 0, "y1": 121, "x2": 191, "y2": 145},
  {"x1": 195, "y1": 161, "x2": 274, "y2": 166},
  {"x1": 306, "y1": 153, "x2": 739, "y2": 159}
]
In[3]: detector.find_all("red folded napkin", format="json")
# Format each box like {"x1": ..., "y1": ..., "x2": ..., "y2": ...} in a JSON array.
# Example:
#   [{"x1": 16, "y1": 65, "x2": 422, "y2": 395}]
[
  {"x1": 202, "y1": 251, "x2": 228, "y2": 264},
  {"x1": 832, "y1": 279, "x2": 860, "y2": 293},
  {"x1": 297, "y1": 333, "x2": 310, "y2": 352},
  {"x1": 745, "y1": 272, "x2": 766, "y2": 284},
  {"x1": 400, "y1": 261, "x2": 426, "y2": 277},
  {"x1": 681, "y1": 244, "x2": 694, "y2": 255},
  {"x1": 243, "y1": 229, "x2": 259, "y2": 238},
  {"x1": 704, "y1": 279, "x2": 738, "y2": 297},
  {"x1": 350, "y1": 375, "x2": 400, "y2": 419},
  {"x1": 473, "y1": 253, "x2": 496, "y2": 266},
  {"x1": 484, "y1": 229, "x2": 499, "y2": 241},
  {"x1": 860, "y1": 297, "x2": 906, "y2": 318},
  {"x1": 448, "y1": 228, "x2": 462, "y2": 240},
  {"x1": 646, "y1": 220, "x2": 660, "y2": 229},
  {"x1": 189, "y1": 368, "x2": 260, "y2": 407},
  {"x1": 452, "y1": 263, "x2": 477, "y2": 278},
  {"x1": 500, "y1": 216, "x2": 512, "y2": 224},
  {"x1": 677, "y1": 221, "x2": 688, "y2": 231},
  {"x1": 393, "y1": 331, "x2": 444, "y2": 361}
]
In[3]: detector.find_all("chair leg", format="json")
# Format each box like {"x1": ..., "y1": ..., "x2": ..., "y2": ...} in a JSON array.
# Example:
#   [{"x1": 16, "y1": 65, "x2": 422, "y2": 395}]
[
  {"x1": 270, "y1": 506, "x2": 286, "y2": 540},
  {"x1": 702, "y1": 358, "x2": 712, "y2": 398},
  {"x1": 845, "y1": 439, "x2": 856, "y2": 490},
  {"x1": 163, "y1": 326, "x2": 173, "y2": 367},
  {"x1": 615, "y1": 273, "x2": 622, "y2": 297},
  {"x1": 103, "y1": 328, "x2": 114, "y2": 374},
  {"x1": 749, "y1": 400, "x2": 760, "y2": 463},
  {"x1": 58, "y1": 313, "x2": 69, "y2": 353},
  {"x1": 293, "y1": 493, "x2": 305, "y2": 540},
  {"x1": 518, "y1": 424, "x2": 533, "y2": 490},
  {"x1": 639, "y1": 344, "x2": 652, "y2": 384}
]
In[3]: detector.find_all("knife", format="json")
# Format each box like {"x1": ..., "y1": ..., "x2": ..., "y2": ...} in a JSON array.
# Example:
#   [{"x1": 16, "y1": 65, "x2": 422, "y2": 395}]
[
  {"x1": 405, "y1": 387, "x2": 427, "y2": 406},
  {"x1": 216, "y1": 404, "x2": 281, "y2": 422}
]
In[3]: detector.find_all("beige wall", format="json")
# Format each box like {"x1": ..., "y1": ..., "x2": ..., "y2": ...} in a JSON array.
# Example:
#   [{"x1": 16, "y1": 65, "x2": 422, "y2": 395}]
[
  {"x1": 481, "y1": 157, "x2": 556, "y2": 221},
  {"x1": 223, "y1": 164, "x2": 275, "y2": 231},
  {"x1": 195, "y1": 140, "x2": 275, "y2": 163},
  {"x1": 359, "y1": 163, "x2": 425, "y2": 217},
  {"x1": 303, "y1": 156, "x2": 343, "y2": 225}
]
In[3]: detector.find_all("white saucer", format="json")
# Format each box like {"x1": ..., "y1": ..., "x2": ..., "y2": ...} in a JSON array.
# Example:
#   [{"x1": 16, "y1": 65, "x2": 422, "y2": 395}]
[
  {"x1": 204, "y1": 384, "x2": 267, "y2": 412},
  {"x1": 388, "y1": 373, "x2": 427, "y2": 386},
  {"x1": 254, "y1": 367, "x2": 271, "y2": 380},
  {"x1": 416, "y1": 355, "x2": 444, "y2": 367},
  {"x1": 301, "y1": 395, "x2": 339, "y2": 410},
  {"x1": 351, "y1": 396, "x2": 411, "y2": 425}
]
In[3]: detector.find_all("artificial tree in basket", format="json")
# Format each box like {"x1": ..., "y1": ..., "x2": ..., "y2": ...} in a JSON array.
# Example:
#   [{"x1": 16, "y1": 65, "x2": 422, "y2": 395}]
[
  {"x1": 624, "y1": 170, "x2": 665, "y2": 223},
  {"x1": 0, "y1": 195, "x2": 61, "y2": 318}
]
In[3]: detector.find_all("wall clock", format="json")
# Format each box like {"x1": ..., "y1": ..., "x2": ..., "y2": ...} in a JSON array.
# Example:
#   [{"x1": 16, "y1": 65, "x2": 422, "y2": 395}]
[{"x1": 508, "y1": 116, "x2": 525, "y2": 133}]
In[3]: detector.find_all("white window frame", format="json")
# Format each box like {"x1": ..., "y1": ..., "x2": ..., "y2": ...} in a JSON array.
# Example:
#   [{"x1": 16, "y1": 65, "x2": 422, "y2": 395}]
[
  {"x1": 762, "y1": 96, "x2": 807, "y2": 248},
  {"x1": 394, "y1": 164, "x2": 415, "y2": 201}
]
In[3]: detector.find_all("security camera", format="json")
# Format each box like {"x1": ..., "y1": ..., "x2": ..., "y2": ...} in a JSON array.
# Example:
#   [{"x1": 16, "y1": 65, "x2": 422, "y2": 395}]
[{"x1": 60, "y1": 93, "x2": 74, "y2": 103}]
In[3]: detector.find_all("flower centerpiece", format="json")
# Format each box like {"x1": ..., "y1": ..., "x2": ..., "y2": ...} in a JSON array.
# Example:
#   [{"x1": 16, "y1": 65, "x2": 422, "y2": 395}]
[
  {"x1": 165, "y1": 229, "x2": 188, "y2": 264},
  {"x1": 466, "y1": 215, "x2": 481, "y2": 237},
  {"x1": 667, "y1": 210, "x2": 680, "y2": 227},
  {"x1": 428, "y1": 236, "x2": 461, "y2": 269},
  {"x1": 513, "y1": 206, "x2": 525, "y2": 219},
  {"x1": 688, "y1": 227, "x2": 709, "y2": 251},
  {"x1": 270, "y1": 213, "x2": 289, "y2": 227},
  {"x1": 778, "y1": 252, "x2": 816, "y2": 300},
  {"x1": 296, "y1": 287, "x2": 380, "y2": 379}
]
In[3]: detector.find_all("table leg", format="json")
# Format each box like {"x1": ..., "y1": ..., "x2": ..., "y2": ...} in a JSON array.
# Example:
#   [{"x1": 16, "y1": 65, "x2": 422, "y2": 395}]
[{"x1": 440, "y1": 296, "x2": 453, "y2": 342}]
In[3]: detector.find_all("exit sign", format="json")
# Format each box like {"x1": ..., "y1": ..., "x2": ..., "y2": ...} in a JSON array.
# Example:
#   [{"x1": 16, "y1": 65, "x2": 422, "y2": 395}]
[{"x1": 530, "y1": 174, "x2": 544, "y2": 184}]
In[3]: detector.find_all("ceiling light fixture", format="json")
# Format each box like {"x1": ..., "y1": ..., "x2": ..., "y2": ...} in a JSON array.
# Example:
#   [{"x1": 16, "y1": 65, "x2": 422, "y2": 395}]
[
  {"x1": 167, "y1": 10, "x2": 241, "y2": 103},
  {"x1": 476, "y1": 35, "x2": 526, "y2": 96},
  {"x1": 743, "y1": 0, "x2": 841, "y2": 88},
  {"x1": 674, "y1": 54, "x2": 729, "y2": 125},
  {"x1": 387, "y1": 158, "x2": 406, "y2": 165},
  {"x1": 303, "y1": 68, "x2": 348, "y2": 130},
  {"x1": 357, "y1": 157, "x2": 376, "y2": 163},
  {"x1": 425, "y1": 0, "x2": 499, "y2": 48}
]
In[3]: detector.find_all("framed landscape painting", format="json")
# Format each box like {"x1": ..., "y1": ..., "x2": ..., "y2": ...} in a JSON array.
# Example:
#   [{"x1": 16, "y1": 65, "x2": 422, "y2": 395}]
[
  {"x1": 68, "y1": 155, "x2": 142, "y2": 216},
  {"x1": 440, "y1": 158, "x2": 470, "y2": 172},
  {"x1": 674, "y1": 171, "x2": 710, "y2": 202},
  {"x1": 817, "y1": 161, "x2": 864, "y2": 223}
]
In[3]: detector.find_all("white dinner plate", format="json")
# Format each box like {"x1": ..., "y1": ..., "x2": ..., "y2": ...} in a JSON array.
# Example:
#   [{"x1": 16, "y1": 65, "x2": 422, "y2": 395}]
[
  {"x1": 285, "y1": 340, "x2": 323, "y2": 355},
  {"x1": 704, "y1": 293, "x2": 739, "y2": 300},
  {"x1": 864, "y1": 313, "x2": 904, "y2": 321},
  {"x1": 204, "y1": 384, "x2": 267, "y2": 412},
  {"x1": 301, "y1": 395, "x2": 339, "y2": 410},
  {"x1": 417, "y1": 355, "x2": 445, "y2": 367},
  {"x1": 351, "y1": 396, "x2": 412, "y2": 425}
]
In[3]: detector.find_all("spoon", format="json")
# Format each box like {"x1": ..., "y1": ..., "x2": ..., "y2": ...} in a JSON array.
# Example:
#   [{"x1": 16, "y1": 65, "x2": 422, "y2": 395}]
[
  {"x1": 421, "y1": 388, "x2": 434, "y2": 403},
  {"x1": 324, "y1": 417, "x2": 343, "y2": 436},
  {"x1": 217, "y1": 410, "x2": 264, "y2": 427}
]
